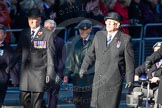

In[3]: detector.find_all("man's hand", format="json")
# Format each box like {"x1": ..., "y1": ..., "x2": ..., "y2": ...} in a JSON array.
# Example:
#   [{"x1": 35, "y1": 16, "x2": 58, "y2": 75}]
[
  {"x1": 145, "y1": 60, "x2": 152, "y2": 70},
  {"x1": 150, "y1": 77, "x2": 160, "y2": 83},
  {"x1": 125, "y1": 82, "x2": 133, "y2": 89},
  {"x1": 63, "y1": 76, "x2": 69, "y2": 83},
  {"x1": 134, "y1": 75, "x2": 139, "y2": 81},
  {"x1": 79, "y1": 70, "x2": 85, "y2": 78}
]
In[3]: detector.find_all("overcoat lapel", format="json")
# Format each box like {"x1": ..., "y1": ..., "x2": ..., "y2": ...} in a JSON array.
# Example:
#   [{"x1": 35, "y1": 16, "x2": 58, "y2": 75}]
[
  {"x1": 33, "y1": 27, "x2": 43, "y2": 41},
  {"x1": 27, "y1": 29, "x2": 31, "y2": 43},
  {"x1": 102, "y1": 32, "x2": 107, "y2": 52},
  {"x1": 105, "y1": 31, "x2": 120, "y2": 51},
  {"x1": 82, "y1": 35, "x2": 93, "y2": 50}
]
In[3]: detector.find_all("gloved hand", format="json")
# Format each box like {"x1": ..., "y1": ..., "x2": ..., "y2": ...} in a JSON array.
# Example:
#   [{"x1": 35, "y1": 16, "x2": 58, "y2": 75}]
[
  {"x1": 125, "y1": 82, "x2": 133, "y2": 89},
  {"x1": 79, "y1": 70, "x2": 85, "y2": 78},
  {"x1": 145, "y1": 60, "x2": 152, "y2": 70},
  {"x1": 55, "y1": 75, "x2": 62, "y2": 85},
  {"x1": 45, "y1": 76, "x2": 52, "y2": 91}
]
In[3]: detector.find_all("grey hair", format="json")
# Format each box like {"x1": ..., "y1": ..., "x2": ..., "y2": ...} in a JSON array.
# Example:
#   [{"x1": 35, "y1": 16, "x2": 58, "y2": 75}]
[{"x1": 44, "y1": 19, "x2": 57, "y2": 28}]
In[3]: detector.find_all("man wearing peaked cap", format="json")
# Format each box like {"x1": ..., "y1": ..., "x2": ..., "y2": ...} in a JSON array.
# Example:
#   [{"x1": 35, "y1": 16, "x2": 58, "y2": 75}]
[
  {"x1": 6, "y1": 8, "x2": 56, "y2": 108},
  {"x1": 79, "y1": 11, "x2": 134, "y2": 108},
  {"x1": 78, "y1": 19, "x2": 92, "y2": 30},
  {"x1": 153, "y1": 42, "x2": 162, "y2": 49},
  {"x1": 64, "y1": 19, "x2": 95, "y2": 108}
]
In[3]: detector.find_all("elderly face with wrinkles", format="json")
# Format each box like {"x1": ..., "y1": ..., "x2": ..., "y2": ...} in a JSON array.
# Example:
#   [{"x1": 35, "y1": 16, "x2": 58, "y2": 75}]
[{"x1": 105, "y1": 19, "x2": 120, "y2": 33}]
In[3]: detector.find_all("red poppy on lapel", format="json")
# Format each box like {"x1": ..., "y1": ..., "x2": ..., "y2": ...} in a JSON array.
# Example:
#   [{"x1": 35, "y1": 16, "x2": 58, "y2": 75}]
[{"x1": 38, "y1": 31, "x2": 43, "y2": 36}]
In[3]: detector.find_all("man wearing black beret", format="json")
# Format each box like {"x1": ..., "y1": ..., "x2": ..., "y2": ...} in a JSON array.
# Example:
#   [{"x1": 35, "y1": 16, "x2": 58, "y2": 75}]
[{"x1": 79, "y1": 12, "x2": 135, "y2": 108}]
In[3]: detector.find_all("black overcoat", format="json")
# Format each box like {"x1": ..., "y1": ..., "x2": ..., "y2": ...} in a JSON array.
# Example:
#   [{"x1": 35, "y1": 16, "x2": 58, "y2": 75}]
[
  {"x1": 15, "y1": 27, "x2": 56, "y2": 92},
  {"x1": 0, "y1": 41, "x2": 13, "y2": 91},
  {"x1": 80, "y1": 31, "x2": 135, "y2": 108}
]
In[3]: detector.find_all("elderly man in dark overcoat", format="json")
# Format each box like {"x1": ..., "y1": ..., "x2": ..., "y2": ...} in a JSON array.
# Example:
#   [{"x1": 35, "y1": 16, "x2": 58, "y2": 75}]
[
  {"x1": 79, "y1": 12, "x2": 135, "y2": 108},
  {"x1": 64, "y1": 19, "x2": 95, "y2": 108},
  {"x1": 6, "y1": 8, "x2": 56, "y2": 108}
]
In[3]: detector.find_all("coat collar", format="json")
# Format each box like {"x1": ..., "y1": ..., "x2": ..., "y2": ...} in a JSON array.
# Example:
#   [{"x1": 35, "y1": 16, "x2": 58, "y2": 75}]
[
  {"x1": 29, "y1": 27, "x2": 43, "y2": 41},
  {"x1": 103, "y1": 31, "x2": 120, "y2": 51}
]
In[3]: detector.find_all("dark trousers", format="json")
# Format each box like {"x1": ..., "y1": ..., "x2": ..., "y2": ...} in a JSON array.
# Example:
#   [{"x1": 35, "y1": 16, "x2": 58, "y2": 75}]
[
  {"x1": 73, "y1": 90, "x2": 92, "y2": 108},
  {"x1": 20, "y1": 91, "x2": 44, "y2": 108},
  {"x1": 0, "y1": 73, "x2": 9, "y2": 107},
  {"x1": 47, "y1": 85, "x2": 60, "y2": 108},
  {"x1": 0, "y1": 91, "x2": 7, "y2": 107}
]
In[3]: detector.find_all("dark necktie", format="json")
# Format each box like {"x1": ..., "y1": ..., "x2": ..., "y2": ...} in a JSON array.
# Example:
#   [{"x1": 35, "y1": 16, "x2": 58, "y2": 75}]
[
  {"x1": 83, "y1": 40, "x2": 87, "y2": 46},
  {"x1": 107, "y1": 34, "x2": 112, "y2": 45},
  {"x1": 31, "y1": 30, "x2": 35, "y2": 42}
]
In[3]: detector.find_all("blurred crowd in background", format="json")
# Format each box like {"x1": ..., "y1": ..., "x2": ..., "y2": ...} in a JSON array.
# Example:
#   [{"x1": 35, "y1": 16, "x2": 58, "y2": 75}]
[{"x1": 1, "y1": 0, "x2": 162, "y2": 43}]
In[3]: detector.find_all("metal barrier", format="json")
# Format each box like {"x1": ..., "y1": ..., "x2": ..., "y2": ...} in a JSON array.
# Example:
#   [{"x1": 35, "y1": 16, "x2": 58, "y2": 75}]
[
  {"x1": 54, "y1": 27, "x2": 68, "y2": 43},
  {"x1": 132, "y1": 38, "x2": 143, "y2": 67},
  {"x1": 121, "y1": 24, "x2": 143, "y2": 38},
  {"x1": 143, "y1": 23, "x2": 162, "y2": 37},
  {"x1": 6, "y1": 27, "x2": 68, "y2": 43},
  {"x1": 5, "y1": 23, "x2": 162, "y2": 67},
  {"x1": 6, "y1": 29, "x2": 23, "y2": 32},
  {"x1": 142, "y1": 23, "x2": 162, "y2": 62},
  {"x1": 142, "y1": 37, "x2": 162, "y2": 62},
  {"x1": 121, "y1": 24, "x2": 143, "y2": 66}
]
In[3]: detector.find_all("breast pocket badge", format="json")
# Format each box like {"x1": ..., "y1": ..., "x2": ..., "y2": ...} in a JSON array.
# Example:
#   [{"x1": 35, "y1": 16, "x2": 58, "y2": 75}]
[
  {"x1": 0, "y1": 49, "x2": 4, "y2": 56},
  {"x1": 116, "y1": 41, "x2": 121, "y2": 48},
  {"x1": 34, "y1": 41, "x2": 47, "y2": 49}
]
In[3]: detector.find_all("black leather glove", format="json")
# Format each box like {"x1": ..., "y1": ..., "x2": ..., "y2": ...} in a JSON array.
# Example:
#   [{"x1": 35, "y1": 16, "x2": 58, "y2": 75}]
[
  {"x1": 125, "y1": 82, "x2": 133, "y2": 89},
  {"x1": 145, "y1": 60, "x2": 152, "y2": 70}
]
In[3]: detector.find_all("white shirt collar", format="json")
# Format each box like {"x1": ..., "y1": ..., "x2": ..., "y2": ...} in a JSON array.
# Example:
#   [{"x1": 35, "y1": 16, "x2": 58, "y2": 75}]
[
  {"x1": 107, "y1": 30, "x2": 118, "y2": 40},
  {"x1": 31, "y1": 26, "x2": 40, "y2": 37},
  {"x1": 84, "y1": 34, "x2": 90, "y2": 41}
]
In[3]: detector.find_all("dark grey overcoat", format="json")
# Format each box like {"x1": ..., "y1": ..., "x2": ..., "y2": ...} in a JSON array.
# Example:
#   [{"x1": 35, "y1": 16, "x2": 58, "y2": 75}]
[
  {"x1": 15, "y1": 27, "x2": 56, "y2": 92},
  {"x1": 80, "y1": 31, "x2": 135, "y2": 108}
]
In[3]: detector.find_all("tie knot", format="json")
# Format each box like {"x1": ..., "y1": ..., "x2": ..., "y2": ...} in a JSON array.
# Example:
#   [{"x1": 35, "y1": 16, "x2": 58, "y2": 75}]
[
  {"x1": 83, "y1": 40, "x2": 87, "y2": 45},
  {"x1": 31, "y1": 30, "x2": 35, "y2": 41},
  {"x1": 31, "y1": 30, "x2": 35, "y2": 35},
  {"x1": 108, "y1": 34, "x2": 112, "y2": 38}
]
